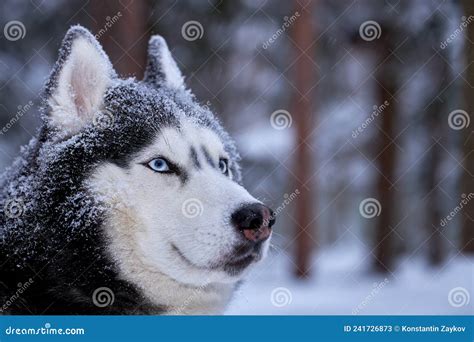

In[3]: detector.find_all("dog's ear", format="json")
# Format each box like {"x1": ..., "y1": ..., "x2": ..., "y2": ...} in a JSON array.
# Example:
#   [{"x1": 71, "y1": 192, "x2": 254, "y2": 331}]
[
  {"x1": 143, "y1": 36, "x2": 185, "y2": 91},
  {"x1": 44, "y1": 25, "x2": 116, "y2": 136}
]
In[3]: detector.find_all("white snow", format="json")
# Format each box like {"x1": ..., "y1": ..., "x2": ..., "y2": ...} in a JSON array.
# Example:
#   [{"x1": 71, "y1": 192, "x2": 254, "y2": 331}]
[{"x1": 226, "y1": 244, "x2": 474, "y2": 315}]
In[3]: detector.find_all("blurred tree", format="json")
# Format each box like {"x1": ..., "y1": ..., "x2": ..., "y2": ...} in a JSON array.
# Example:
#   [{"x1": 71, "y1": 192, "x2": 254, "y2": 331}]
[
  {"x1": 373, "y1": 26, "x2": 397, "y2": 273},
  {"x1": 423, "y1": 53, "x2": 448, "y2": 265},
  {"x1": 89, "y1": 0, "x2": 150, "y2": 78},
  {"x1": 461, "y1": 0, "x2": 474, "y2": 253},
  {"x1": 416, "y1": 15, "x2": 451, "y2": 266},
  {"x1": 291, "y1": 0, "x2": 316, "y2": 278}
]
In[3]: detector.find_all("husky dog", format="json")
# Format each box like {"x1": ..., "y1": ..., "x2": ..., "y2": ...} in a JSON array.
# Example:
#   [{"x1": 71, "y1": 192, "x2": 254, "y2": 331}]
[{"x1": 0, "y1": 26, "x2": 274, "y2": 314}]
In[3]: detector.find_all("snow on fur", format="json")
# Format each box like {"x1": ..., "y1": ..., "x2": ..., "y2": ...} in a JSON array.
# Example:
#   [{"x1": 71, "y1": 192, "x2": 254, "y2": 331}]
[{"x1": 0, "y1": 25, "x2": 241, "y2": 314}]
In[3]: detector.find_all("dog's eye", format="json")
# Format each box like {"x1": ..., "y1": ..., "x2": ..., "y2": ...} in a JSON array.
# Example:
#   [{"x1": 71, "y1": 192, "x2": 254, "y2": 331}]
[
  {"x1": 147, "y1": 158, "x2": 171, "y2": 173},
  {"x1": 218, "y1": 158, "x2": 229, "y2": 175}
]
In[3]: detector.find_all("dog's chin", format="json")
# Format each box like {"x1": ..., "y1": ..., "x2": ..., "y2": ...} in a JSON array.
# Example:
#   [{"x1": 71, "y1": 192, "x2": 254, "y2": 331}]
[
  {"x1": 221, "y1": 241, "x2": 269, "y2": 276},
  {"x1": 169, "y1": 241, "x2": 268, "y2": 283}
]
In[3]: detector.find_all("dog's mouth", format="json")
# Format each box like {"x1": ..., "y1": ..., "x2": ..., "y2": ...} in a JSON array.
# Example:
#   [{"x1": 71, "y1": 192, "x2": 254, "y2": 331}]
[
  {"x1": 171, "y1": 242, "x2": 263, "y2": 276},
  {"x1": 223, "y1": 242, "x2": 265, "y2": 274}
]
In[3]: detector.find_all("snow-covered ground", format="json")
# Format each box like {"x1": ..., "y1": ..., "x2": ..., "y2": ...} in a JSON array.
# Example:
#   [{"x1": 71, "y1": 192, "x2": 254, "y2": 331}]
[{"x1": 226, "y1": 245, "x2": 474, "y2": 315}]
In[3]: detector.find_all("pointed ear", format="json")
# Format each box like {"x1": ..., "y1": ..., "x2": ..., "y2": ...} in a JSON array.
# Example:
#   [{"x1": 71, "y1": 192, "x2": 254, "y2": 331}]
[
  {"x1": 44, "y1": 25, "x2": 116, "y2": 136},
  {"x1": 143, "y1": 35, "x2": 185, "y2": 91}
]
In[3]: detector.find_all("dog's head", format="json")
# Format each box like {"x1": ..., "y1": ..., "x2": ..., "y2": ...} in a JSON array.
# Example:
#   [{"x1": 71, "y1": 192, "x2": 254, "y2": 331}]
[{"x1": 42, "y1": 26, "x2": 274, "y2": 288}]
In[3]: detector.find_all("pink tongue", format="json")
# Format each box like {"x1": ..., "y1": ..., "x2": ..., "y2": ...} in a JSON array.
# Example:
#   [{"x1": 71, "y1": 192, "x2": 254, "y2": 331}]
[{"x1": 243, "y1": 227, "x2": 271, "y2": 242}]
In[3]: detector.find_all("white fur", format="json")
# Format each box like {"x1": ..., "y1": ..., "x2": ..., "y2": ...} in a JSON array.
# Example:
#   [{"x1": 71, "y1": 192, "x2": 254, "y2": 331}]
[
  {"x1": 48, "y1": 37, "x2": 112, "y2": 135},
  {"x1": 87, "y1": 118, "x2": 270, "y2": 313}
]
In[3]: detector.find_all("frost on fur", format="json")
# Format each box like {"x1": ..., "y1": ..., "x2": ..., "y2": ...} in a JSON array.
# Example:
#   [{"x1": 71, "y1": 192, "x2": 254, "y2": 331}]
[
  {"x1": 143, "y1": 35, "x2": 185, "y2": 91},
  {"x1": 0, "y1": 24, "x2": 245, "y2": 314}
]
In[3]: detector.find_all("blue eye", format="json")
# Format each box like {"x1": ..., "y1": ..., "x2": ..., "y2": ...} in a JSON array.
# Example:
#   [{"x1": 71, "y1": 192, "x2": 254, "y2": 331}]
[
  {"x1": 219, "y1": 158, "x2": 229, "y2": 175},
  {"x1": 148, "y1": 158, "x2": 171, "y2": 173}
]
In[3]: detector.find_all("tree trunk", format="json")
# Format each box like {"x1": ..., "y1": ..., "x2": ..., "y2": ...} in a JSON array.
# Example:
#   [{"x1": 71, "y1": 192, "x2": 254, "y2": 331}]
[
  {"x1": 424, "y1": 123, "x2": 444, "y2": 265},
  {"x1": 373, "y1": 36, "x2": 397, "y2": 273},
  {"x1": 373, "y1": 86, "x2": 396, "y2": 272},
  {"x1": 89, "y1": 0, "x2": 149, "y2": 78},
  {"x1": 423, "y1": 54, "x2": 449, "y2": 265},
  {"x1": 291, "y1": 0, "x2": 316, "y2": 278},
  {"x1": 461, "y1": 0, "x2": 474, "y2": 253}
]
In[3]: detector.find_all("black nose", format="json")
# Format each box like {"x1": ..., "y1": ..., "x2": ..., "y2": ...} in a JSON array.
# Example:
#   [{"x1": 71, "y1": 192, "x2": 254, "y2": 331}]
[{"x1": 231, "y1": 203, "x2": 275, "y2": 242}]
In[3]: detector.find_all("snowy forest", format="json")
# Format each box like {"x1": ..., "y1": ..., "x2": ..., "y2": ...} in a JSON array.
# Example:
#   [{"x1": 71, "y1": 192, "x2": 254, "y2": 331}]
[{"x1": 0, "y1": 0, "x2": 472, "y2": 314}]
